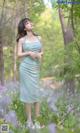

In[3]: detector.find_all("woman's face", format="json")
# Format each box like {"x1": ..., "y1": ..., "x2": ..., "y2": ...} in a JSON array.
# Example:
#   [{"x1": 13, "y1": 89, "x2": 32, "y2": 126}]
[{"x1": 24, "y1": 20, "x2": 33, "y2": 31}]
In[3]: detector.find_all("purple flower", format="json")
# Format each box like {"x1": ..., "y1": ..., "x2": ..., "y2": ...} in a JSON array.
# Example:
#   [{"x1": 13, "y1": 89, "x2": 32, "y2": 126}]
[
  {"x1": 0, "y1": 96, "x2": 12, "y2": 108},
  {"x1": 4, "y1": 110, "x2": 18, "y2": 127},
  {"x1": 0, "y1": 85, "x2": 6, "y2": 90},
  {"x1": 48, "y1": 123, "x2": 56, "y2": 133},
  {"x1": 0, "y1": 85, "x2": 7, "y2": 94}
]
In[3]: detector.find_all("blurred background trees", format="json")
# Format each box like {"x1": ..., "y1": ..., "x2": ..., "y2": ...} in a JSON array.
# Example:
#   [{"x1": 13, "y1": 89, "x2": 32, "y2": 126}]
[
  {"x1": 0, "y1": 0, "x2": 80, "y2": 132},
  {"x1": 0, "y1": 0, "x2": 80, "y2": 94}
]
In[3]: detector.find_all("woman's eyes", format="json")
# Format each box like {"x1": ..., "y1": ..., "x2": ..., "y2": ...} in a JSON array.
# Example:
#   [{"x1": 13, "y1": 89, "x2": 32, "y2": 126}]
[
  {"x1": 26, "y1": 21, "x2": 31, "y2": 25},
  {"x1": 25, "y1": 21, "x2": 32, "y2": 26},
  {"x1": 26, "y1": 22, "x2": 29, "y2": 25}
]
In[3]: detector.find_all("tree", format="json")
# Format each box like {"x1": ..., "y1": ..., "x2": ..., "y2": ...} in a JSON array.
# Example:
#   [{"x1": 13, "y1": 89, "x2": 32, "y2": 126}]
[
  {"x1": 0, "y1": 0, "x2": 6, "y2": 85},
  {"x1": 58, "y1": 3, "x2": 75, "y2": 94}
]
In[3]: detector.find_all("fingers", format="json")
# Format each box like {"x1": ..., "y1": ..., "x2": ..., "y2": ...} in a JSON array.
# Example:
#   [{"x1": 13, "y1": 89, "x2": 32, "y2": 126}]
[
  {"x1": 29, "y1": 52, "x2": 42, "y2": 60},
  {"x1": 30, "y1": 52, "x2": 36, "y2": 59}
]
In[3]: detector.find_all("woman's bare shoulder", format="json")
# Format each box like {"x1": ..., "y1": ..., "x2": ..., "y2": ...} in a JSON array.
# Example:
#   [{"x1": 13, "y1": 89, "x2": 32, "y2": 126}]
[{"x1": 18, "y1": 37, "x2": 26, "y2": 44}]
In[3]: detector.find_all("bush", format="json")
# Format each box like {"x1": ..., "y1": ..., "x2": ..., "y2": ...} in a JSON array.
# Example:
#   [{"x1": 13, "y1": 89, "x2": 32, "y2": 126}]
[{"x1": 54, "y1": 90, "x2": 80, "y2": 132}]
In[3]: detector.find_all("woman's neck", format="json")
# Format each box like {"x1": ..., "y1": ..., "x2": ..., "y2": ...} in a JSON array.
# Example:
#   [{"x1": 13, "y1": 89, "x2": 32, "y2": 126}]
[{"x1": 27, "y1": 31, "x2": 34, "y2": 38}]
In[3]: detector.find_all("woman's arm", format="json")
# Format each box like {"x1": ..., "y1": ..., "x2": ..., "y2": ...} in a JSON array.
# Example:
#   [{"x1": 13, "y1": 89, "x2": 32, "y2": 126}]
[
  {"x1": 17, "y1": 38, "x2": 38, "y2": 59},
  {"x1": 17, "y1": 38, "x2": 30, "y2": 58},
  {"x1": 36, "y1": 50, "x2": 43, "y2": 61},
  {"x1": 39, "y1": 49, "x2": 43, "y2": 56}
]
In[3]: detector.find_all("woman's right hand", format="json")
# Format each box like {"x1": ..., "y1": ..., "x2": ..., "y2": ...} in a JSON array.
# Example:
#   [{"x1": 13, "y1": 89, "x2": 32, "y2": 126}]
[{"x1": 28, "y1": 51, "x2": 36, "y2": 60}]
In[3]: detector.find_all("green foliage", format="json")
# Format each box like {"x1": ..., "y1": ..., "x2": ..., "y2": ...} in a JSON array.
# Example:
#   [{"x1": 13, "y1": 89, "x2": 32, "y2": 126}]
[
  {"x1": 11, "y1": 127, "x2": 29, "y2": 133},
  {"x1": 55, "y1": 92, "x2": 80, "y2": 130},
  {"x1": 4, "y1": 46, "x2": 14, "y2": 79},
  {"x1": 9, "y1": 89, "x2": 80, "y2": 132},
  {"x1": 1, "y1": 0, "x2": 80, "y2": 132},
  {"x1": 10, "y1": 92, "x2": 55, "y2": 126},
  {"x1": 9, "y1": 92, "x2": 55, "y2": 132},
  {"x1": 63, "y1": 42, "x2": 80, "y2": 80},
  {"x1": 40, "y1": 101, "x2": 57, "y2": 125},
  {"x1": 33, "y1": 8, "x2": 64, "y2": 77},
  {"x1": 57, "y1": 128, "x2": 80, "y2": 133},
  {"x1": 28, "y1": 0, "x2": 45, "y2": 23},
  {"x1": 10, "y1": 92, "x2": 27, "y2": 124}
]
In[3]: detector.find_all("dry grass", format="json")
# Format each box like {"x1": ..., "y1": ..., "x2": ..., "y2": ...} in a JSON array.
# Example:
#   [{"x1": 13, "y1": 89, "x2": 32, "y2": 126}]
[{"x1": 41, "y1": 77, "x2": 63, "y2": 90}]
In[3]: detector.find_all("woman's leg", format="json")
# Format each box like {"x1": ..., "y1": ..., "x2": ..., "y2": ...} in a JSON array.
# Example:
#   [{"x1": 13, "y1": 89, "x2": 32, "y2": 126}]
[
  {"x1": 34, "y1": 102, "x2": 40, "y2": 118},
  {"x1": 34, "y1": 102, "x2": 45, "y2": 128},
  {"x1": 25, "y1": 103, "x2": 32, "y2": 121}
]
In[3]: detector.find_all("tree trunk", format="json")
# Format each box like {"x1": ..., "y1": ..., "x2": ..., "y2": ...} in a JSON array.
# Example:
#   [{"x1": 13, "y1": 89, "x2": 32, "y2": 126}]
[
  {"x1": 0, "y1": 38, "x2": 5, "y2": 85},
  {"x1": 58, "y1": 8, "x2": 75, "y2": 94},
  {"x1": 0, "y1": 0, "x2": 6, "y2": 85},
  {"x1": 13, "y1": 45, "x2": 17, "y2": 81}
]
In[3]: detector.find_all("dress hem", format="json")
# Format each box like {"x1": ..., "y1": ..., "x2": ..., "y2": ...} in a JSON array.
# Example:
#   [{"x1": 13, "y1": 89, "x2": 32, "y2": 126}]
[{"x1": 20, "y1": 98, "x2": 42, "y2": 104}]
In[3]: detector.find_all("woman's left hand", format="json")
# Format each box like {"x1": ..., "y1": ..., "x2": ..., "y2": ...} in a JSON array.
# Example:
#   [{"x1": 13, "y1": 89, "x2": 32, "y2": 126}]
[{"x1": 36, "y1": 53, "x2": 42, "y2": 61}]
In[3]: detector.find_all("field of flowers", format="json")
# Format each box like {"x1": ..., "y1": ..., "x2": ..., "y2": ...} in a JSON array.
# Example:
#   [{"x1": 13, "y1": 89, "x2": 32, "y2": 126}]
[
  {"x1": 0, "y1": 80, "x2": 57, "y2": 133},
  {"x1": 0, "y1": 80, "x2": 80, "y2": 133}
]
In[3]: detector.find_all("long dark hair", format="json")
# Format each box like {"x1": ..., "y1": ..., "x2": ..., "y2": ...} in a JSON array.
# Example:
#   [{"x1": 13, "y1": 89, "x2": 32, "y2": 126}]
[{"x1": 16, "y1": 18, "x2": 38, "y2": 42}]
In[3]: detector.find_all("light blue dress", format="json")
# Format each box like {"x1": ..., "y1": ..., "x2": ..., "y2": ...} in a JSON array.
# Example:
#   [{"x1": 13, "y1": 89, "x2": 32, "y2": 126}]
[{"x1": 19, "y1": 37, "x2": 42, "y2": 103}]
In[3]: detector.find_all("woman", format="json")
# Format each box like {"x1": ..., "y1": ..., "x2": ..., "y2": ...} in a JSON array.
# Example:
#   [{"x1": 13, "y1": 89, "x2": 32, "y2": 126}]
[{"x1": 16, "y1": 18, "x2": 44, "y2": 129}]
